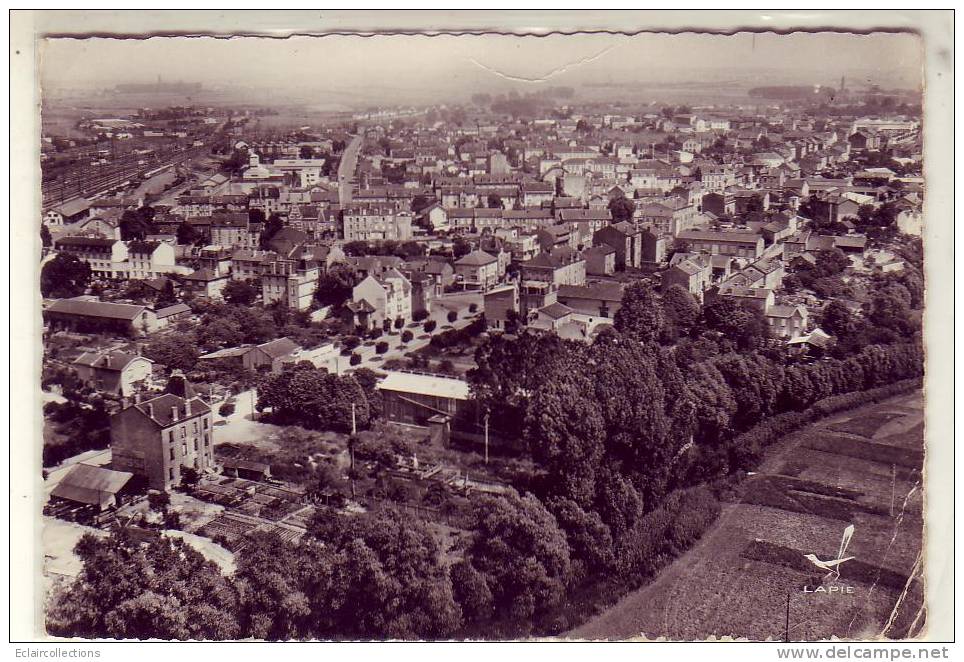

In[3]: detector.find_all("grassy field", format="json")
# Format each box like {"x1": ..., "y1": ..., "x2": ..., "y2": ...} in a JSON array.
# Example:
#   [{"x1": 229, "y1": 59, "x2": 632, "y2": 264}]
[{"x1": 570, "y1": 390, "x2": 925, "y2": 641}]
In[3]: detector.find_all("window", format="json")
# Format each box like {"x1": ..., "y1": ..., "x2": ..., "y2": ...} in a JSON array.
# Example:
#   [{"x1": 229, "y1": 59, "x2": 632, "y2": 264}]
[
  {"x1": 169, "y1": 445, "x2": 175, "y2": 461},
  {"x1": 182, "y1": 442, "x2": 188, "y2": 456},
  {"x1": 169, "y1": 468, "x2": 175, "y2": 481},
  {"x1": 181, "y1": 427, "x2": 187, "y2": 439},
  {"x1": 204, "y1": 433, "x2": 210, "y2": 446},
  {"x1": 193, "y1": 421, "x2": 198, "y2": 433},
  {"x1": 203, "y1": 418, "x2": 209, "y2": 429},
  {"x1": 168, "y1": 431, "x2": 174, "y2": 443}
]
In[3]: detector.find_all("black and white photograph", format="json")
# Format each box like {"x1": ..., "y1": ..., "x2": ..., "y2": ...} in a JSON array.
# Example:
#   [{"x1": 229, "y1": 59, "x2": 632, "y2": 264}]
[{"x1": 8, "y1": 9, "x2": 955, "y2": 652}]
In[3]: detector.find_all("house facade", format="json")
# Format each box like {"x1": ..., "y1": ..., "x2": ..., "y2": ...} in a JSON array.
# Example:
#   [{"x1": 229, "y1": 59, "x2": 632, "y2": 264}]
[
  {"x1": 110, "y1": 380, "x2": 214, "y2": 491},
  {"x1": 72, "y1": 350, "x2": 154, "y2": 397}
]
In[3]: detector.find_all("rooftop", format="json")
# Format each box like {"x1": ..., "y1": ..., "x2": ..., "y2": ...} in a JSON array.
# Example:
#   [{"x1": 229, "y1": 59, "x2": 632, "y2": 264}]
[
  {"x1": 50, "y1": 464, "x2": 133, "y2": 507},
  {"x1": 377, "y1": 371, "x2": 470, "y2": 401},
  {"x1": 46, "y1": 298, "x2": 148, "y2": 321}
]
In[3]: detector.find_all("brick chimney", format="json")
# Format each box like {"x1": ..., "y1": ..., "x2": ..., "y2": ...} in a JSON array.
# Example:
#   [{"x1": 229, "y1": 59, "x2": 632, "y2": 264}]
[
  {"x1": 104, "y1": 353, "x2": 111, "y2": 368},
  {"x1": 146, "y1": 402, "x2": 154, "y2": 418},
  {"x1": 185, "y1": 399, "x2": 192, "y2": 416},
  {"x1": 171, "y1": 405, "x2": 180, "y2": 422}
]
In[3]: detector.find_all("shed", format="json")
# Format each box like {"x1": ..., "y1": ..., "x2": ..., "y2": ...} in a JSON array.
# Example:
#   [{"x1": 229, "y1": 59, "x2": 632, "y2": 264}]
[{"x1": 50, "y1": 464, "x2": 134, "y2": 511}]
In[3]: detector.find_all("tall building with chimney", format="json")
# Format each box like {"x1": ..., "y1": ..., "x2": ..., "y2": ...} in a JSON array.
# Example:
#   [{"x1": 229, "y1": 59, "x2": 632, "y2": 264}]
[{"x1": 109, "y1": 373, "x2": 214, "y2": 491}]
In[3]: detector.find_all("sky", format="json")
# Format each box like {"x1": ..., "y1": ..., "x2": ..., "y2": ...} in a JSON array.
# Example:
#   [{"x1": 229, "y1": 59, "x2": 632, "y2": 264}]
[{"x1": 40, "y1": 31, "x2": 923, "y2": 100}]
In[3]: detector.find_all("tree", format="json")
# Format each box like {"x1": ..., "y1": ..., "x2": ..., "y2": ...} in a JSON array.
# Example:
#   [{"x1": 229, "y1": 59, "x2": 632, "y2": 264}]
[
  {"x1": 180, "y1": 467, "x2": 200, "y2": 488},
  {"x1": 119, "y1": 207, "x2": 155, "y2": 241},
  {"x1": 660, "y1": 285, "x2": 701, "y2": 343},
  {"x1": 452, "y1": 238, "x2": 472, "y2": 260},
  {"x1": 575, "y1": 119, "x2": 592, "y2": 133},
  {"x1": 451, "y1": 560, "x2": 493, "y2": 623},
  {"x1": 195, "y1": 316, "x2": 244, "y2": 351},
  {"x1": 259, "y1": 213, "x2": 284, "y2": 249},
  {"x1": 613, "y1": 280, "x2": 664, "y2": 343},
  {"x1": 222, "y1": 280, "x2": 258, "y2": 306},
  {"x1": 590, "y1": 338, "x2": 680, "y2": 505},
  {"x1": 314, "y1": 264, "x2": 357, "y2": 307},
  {"x1": 155, "y1": 280, "x2": 178, "y2": 308},
  {"x1": 712, "y1": 353, "x2": 784, "y2": 429},
  {"x1": 486, "y1": 193, "x2": 504, "y2": 209},
  {"x1": 176, "y1": 220, "x2": 201, "y2": 246},
  {"x1": 423, "y1": 320, "x2": 437, "y2": 333},
  {"x1": 342, "y1": 241, "x2": 370, "y2": 257},
  {"x1": 446, "y1": 310, "x2": 458, "y2": 324},
  {"x1": 819, "y1": 299, "x2": 858, "y2": 339},
  {"x1": 869, "y1": 284, "x2": 915, "y2": 336},
  {"x1": 545, "y1": 497, "x2": 615, "y2": 577},
  {"x1": 703, "y1": 298, "x2": 770, "y2": 350},
  {"x1": 144, "y1": 334, "x2": 199, "y2": 371},
  {"x1": 41, "y1": 224, "x2": 52, "y2": 248},
  {"x1": 524, "y1": 358, "x2": 606, "y2": 506},
  {"x1": 257, "y1": 364, "x2": 371, "y2": 432},
  {"x1": 47, "y1": 531, "x2": 240, "y2": 640},
  {"x1": 41, "y1": 253, "x2": 92, "y2": 298},
  {"x1": 298, "y1": 145, "x2": 315, "y2": 159},
  {"x1": 411, "y1": 195, "x2": 434, "y2": 215},
  {"x1": 222, "y1": 147, "x2": 249, "y2": 173},
  {"x1": 460, "y1": 492, "x2": 571, "y2": 622},
  {"x1": 608, "y1": 195, "x2": 635, "y2": 223},
  {"x1": 469, "y1": 332, "x2": 571, "y2": 436},
  {"x1": 303, "y1": 510, "x2": 462, "y2": 639},
  {"x1": 401, "y1": 330, "x2": 413, "y2": 343}
]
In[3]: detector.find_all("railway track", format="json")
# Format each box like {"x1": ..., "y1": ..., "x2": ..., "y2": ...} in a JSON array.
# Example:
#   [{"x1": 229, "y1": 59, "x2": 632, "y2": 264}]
[{"x1": 41, "y1": 143, "x2": 211, "y2": 209}]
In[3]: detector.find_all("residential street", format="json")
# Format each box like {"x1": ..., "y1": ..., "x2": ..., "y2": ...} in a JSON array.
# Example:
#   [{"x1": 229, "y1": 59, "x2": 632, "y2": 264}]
[{"x1": 337, "y1": 134, "x2": 362, "y2": 205}]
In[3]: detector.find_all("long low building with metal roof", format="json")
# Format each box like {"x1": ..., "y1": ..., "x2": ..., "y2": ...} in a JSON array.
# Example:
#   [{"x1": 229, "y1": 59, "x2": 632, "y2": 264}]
[{"x1": 375, "y1": 371, "x2": 475, "y2": 428}]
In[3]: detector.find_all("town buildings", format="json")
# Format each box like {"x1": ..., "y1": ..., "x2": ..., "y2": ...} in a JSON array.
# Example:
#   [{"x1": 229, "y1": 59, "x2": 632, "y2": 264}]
[{"x1": 109, "y1": 375, "x2": 214, "y2": 491}]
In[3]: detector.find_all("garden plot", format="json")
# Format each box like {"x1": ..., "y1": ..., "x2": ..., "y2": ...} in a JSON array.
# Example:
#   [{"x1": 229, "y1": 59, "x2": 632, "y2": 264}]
[
  {"x1": 802, "y1": 432, "x2": 923, "y2": 470},
  {"x1": 774, "y1": 446, "x2": 922, "y2": 516},
  {"x1": 827, "y1": 412, "x2": 903, "y2": 439},
  {"x1": 571, "y1": 390, "x2": 925, "y2": 641}
]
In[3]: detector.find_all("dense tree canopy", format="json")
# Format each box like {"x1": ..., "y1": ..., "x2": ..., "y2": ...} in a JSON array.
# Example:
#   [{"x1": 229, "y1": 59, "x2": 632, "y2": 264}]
[
  {"x1": 613, "y1": 280, "x2": 664, "y2": 343},
  {"x1": 257, "y1": 362, "x2": 371, "y2": 432},
  {"x1": 314, "y1": 263, "x2": 358, "y2": 307},
  {"x1": 608, "y1": 195, "x2": 636, "y2": 223},
  {"x1": 47, "y1": 530, "x2": 241, "y2": 640},
  {"x1": 119, "y1": 207, "x2": 156, "y2": 241},
  {"x1": 222, "y1": 279, "x2": 259, "y2": 307},
  {"x1": 144, "y1": 334, "x2": 200, "y2": 372},
  {"x1": 459, "y1": 491, "x2": 571, "y2": 623},
  {"x1": 41, "y1": 253, "x2": 92, "y2": 298}
]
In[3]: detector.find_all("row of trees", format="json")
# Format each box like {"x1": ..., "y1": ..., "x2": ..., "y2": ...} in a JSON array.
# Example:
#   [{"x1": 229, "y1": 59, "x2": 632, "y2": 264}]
[{"x1": 49, "y1": 270, "x2": 925, "y2": 639}]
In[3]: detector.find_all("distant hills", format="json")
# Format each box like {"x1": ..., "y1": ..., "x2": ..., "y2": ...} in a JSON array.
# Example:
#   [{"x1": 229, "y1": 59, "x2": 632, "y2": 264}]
[{"x1": 115, "y1": 81, "x2": 203, "y2": 94}]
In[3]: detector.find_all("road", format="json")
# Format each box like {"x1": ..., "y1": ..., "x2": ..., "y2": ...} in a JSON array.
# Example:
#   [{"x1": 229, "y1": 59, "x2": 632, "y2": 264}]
[{"x1": 337, "y1": 134, "x2": 363, "y2": 205}]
